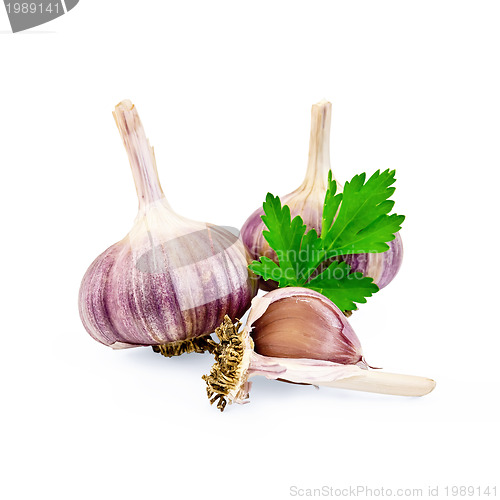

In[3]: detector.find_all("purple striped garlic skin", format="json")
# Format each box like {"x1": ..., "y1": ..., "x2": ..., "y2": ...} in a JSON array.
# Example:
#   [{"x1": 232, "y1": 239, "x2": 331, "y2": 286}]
[
  {"x1": 342, "y1": 233, "x2": 403, "y2": 290},
  {"x1": 241, "y1": 100, "x2": 403, "y2": 290},
  {"x1": 241, "y1": 188, "x2": 324, "y2": 263},
  {"x1": 79, "y1": 100, "x2": 257, "y2": 349},
  {"x1": 79, "y1": 212, "x2": 257, "y2": 348}
]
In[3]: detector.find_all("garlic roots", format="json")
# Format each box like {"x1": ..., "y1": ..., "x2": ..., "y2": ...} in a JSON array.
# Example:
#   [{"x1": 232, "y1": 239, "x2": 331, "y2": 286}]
[
  {"x1": 79, "y1": 100, "x2": 257, "y2": 352},
  {"x1": 203, "y1": 288, "x2": 435, "y2": 411},
  {"x1": 241, "y1": 100, "x2": 404, "y2": 291}
]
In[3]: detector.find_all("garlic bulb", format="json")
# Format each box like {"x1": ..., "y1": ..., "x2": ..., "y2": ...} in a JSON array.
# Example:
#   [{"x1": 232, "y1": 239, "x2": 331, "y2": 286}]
[
  {"x1": 241, "y1": 100, "x2": 403, "y2": 290},
  {"x1": 203, "y1": 288, "x2": 435, "y2": 411},
  {"x1": 79, "y1": 100, "x2": 257, "y2": 355}
]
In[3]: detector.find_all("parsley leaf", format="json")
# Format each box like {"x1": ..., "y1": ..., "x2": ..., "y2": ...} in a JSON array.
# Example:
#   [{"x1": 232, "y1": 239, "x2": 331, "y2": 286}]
[
  {"x1": 306, "y1": 261, "x2": 379, "y2": 311},
  {"x1": 322, "y1": 169, "x2": 405, "y2": 256},
  {"x1": 248, "y1": 256, "x2": 286, "y2": 286},
  {"x1": 259, "y1": 193, "x2": 307, "y2": 285},
  {"x1": 249, "y1": 169, "x2": 404, "y2": 311},
  {"x1": 321, "y1": 171, "x2": 342, "y2": 240}
]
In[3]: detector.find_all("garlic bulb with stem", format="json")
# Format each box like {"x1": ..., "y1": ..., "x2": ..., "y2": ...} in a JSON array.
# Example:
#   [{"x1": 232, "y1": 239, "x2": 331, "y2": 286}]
[
  {"x1": 241, "y1": 100, "x2": 403, "y2": 291},
  {"x1": 203, "y1": 287, "x2": 435, "y2": 411},
  {"x1": 79, "y1": 100, "x2": 257, "y2": 356}
]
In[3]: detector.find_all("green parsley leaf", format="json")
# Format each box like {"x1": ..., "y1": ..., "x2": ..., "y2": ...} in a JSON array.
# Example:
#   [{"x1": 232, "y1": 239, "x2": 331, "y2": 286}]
[
  {"x1": 306, "y1": 261, "x2": 379, "y2": 311},
  {"x1": 298, "y1": 228, "x2": 325, "y2": 283},
  {"x1": 322, "y1": 169, "x2": 405, "y2": 256},
  {"x1": 321, "y1": 171, "x2": 342, "y2": 238},
  {"x1": 260, "y1": 193, "x2": 307, "y2": 285},
  {"x1": 249, "y1": 169, "x2": 404, "y2": 311},
  {"x1": 248, "y1": 256, "x2": 286, "y2": 286}
]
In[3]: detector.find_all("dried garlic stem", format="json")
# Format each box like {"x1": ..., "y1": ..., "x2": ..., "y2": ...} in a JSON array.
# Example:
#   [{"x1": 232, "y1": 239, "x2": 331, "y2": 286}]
[
  {"x1": 301, "y1": 99, "x2": 334, "y2": 192},
  {"x1": 113, "y1": 100, "x2": 165, "y2": 209}
]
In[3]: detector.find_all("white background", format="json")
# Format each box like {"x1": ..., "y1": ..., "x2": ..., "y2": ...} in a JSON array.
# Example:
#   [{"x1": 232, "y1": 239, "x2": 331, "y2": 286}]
[{"x1": 1, "y1": 1, "x2": 499, "y2": 499}]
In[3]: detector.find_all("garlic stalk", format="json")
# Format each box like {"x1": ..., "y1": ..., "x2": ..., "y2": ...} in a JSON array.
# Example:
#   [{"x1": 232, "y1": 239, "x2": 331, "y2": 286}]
[
  {"x1": 241, "y1": 100, "x2": 403, "y2": 290},
  {"x1": 79, "y1": 100, "x2": 257, "y2": 355},
  {"x1": 203, "y1": 288, "x2": 435, "y2": 411}
]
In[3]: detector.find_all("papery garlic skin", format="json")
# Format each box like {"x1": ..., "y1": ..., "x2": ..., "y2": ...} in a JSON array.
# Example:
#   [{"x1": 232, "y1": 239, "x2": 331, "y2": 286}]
[
  {"x1": 241, "y1": 100, "x2": 403, "y2": 290},
  {"x1": 79, "y1": 100, "x2": 257, "y2": 349},
  {"x1": 342, "y1": 233, "x2": 403, "y2": 289},
  {"x1": 204, "y1": 287, "x2": 367, "y2": 409},
  {"x1": 203, "y1": 288, "x2": 436, "y2": 411},
  {"x1": 79, "y1": 205, "x2": 255, "y2": 348},
  {"x1": 203, "y1": 306, "x2": 365, "y2": 409}
]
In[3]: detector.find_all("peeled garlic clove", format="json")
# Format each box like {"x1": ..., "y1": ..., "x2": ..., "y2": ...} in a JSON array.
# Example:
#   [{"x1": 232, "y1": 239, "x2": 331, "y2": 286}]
[
  {"x1": 203, "y1": 288, "x2": 435, "y2": 411},
  {"x1": 241, "y1": 100, "x2": 403, "y2": 290},
  {"x1": 79, "y1": 100, "x2": 257, "y2": 353}
]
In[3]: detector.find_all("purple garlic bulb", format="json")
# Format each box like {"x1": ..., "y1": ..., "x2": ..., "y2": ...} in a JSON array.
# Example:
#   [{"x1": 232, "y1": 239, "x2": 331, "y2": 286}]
[
  {"x1": 79, "y1": 100, "x2": 257, "y2": 353},
  {"x1": 241, "y1": 100, "x2": 403, "y2": 291}
]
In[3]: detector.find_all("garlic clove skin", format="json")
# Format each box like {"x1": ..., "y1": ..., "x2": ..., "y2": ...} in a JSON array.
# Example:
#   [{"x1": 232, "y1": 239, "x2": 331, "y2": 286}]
[
  {"x1": 79, "y1": 100, "x2": 257, "y2": 350},
  {"x1": 206, "y1": 286, "x2": 366, "y2": 409},
  {"x1": 250, "y1": 287, "x2": 364, "y2": 365},
  {"x1": 203, "y1": 288, "x2": 435, "y2": 411},
  {"x1": 241, "y1": 100, "x2": 403, "y2": 290}
]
